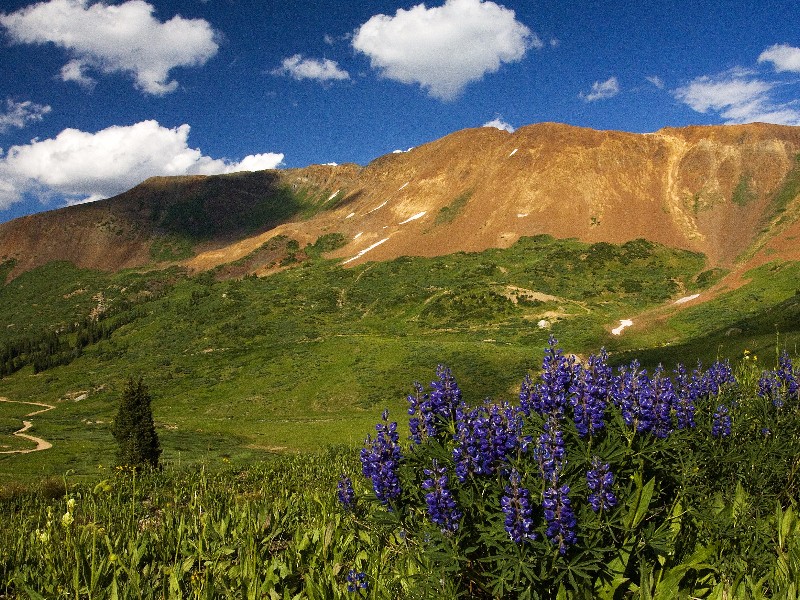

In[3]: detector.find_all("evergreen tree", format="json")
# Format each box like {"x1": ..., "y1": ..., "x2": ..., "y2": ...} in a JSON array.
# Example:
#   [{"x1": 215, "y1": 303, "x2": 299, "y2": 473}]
[{"x1": 112, "y1": 377, "x2": 161, "y2": 469}]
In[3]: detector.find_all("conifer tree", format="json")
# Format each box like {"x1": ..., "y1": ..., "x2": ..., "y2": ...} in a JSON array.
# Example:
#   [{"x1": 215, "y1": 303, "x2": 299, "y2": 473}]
[{"x1": 112, "y1": 377, "x2": 161, "y2": 469}]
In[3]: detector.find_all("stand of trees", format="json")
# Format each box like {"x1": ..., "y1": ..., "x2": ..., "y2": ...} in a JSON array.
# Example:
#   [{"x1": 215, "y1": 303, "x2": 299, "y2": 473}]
[{"x1": 0, "y1": 310, "x2": 139, "y2": 378}]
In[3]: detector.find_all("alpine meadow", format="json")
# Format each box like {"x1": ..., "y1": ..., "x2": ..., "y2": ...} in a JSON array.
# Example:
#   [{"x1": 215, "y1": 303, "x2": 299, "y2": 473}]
[{"x1": 2, "y1": 122, "x2": 800, "y2": 598}]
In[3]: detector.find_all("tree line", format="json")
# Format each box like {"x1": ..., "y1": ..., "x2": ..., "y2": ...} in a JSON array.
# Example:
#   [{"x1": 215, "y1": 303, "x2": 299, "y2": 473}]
[{"x1": 0, "y1": 308, "x2": 140, "y2": 378}]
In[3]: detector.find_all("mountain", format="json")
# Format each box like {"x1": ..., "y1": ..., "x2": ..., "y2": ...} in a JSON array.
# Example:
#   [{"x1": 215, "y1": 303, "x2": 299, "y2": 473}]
[{"x1": 2, "y1": 122, "x2": 800, "y2": 280}]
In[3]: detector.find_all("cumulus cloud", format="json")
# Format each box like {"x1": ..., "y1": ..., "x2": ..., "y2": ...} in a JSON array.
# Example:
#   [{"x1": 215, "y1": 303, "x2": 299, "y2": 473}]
[
  {"x1": 673, "y1": 67, "x2": 800, "y2": 125},
  {"x1": 0, "y1": 99, "x2": 52, "y2": 133},
  {"x1": 758, "y1": 44, "x2": 800, "y2": 73},
  {"x1": 352, "y1": 0, "x2": 536, "y2": 100},
  {"x1": 580, "y1": 76, "x2": 620, "y2": 102},
  {"x1": 274, "y1": 54, "x2": 350, "y2": 82},
  {"x1": 0, "y1": 120, "x2": 284, "y2": 209},
  {"x1": 483, "y1": 117, "x2": 515, "y2": 132},
  {"x1": 0, "y1": 0, "x2": 219, "y2": 95}
]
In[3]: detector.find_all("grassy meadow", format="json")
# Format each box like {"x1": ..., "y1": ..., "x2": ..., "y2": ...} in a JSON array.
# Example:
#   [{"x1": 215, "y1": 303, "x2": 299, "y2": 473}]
[
  {"x1": 1, "y1": 234, "x2": 800, "y2": 597},
  {"x1": 0, "y1": 234, "x2": 721, "y2": 479}
]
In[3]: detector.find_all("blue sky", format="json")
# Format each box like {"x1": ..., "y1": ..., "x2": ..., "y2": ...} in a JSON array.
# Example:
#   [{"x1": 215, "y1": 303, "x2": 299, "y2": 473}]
[{"x1": 0, "y1": 0, "x2": 799, "y2": 222}]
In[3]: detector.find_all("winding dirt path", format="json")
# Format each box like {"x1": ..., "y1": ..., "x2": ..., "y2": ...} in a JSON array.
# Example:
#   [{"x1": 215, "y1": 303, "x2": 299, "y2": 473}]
[{"x1": 0, "y1": 398, "x2": 55, "y2": 454}]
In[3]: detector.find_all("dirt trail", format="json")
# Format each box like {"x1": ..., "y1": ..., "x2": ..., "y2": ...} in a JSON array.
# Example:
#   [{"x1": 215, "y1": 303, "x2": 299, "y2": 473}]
[{"x1": 0, "y1": 398, "x2": 55, "y2": 454}]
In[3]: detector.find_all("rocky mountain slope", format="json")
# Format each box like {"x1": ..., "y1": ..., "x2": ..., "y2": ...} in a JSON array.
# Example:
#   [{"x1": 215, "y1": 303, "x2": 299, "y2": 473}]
[{"x1": 2, "y1": 122, "x2": 800, "y2": 280}]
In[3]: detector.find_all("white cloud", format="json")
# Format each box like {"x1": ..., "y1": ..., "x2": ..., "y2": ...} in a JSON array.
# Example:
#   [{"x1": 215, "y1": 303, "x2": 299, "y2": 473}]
[
  {"x1": 483, "y1": 117, "x2": 515, "y2": 132},
  {"x1": 0, "y1": 120, "x2": 284, "y2": 209},
  {"x1": 0, "y1": 99, "x2": 52, "y2": 133},
  {"x1": 0, "y1": 0, "x2": 219, "y2": 95},
  {"x1": 646, "y1": 75, "x2": 664, "y2": 89},
  {"x1": 758, "y1": 44, "x2": 800, "y2": 73},
  {"x1": 580, "y1": 76, "x2": 620, "y2": 102},
  {"x1": 674, "y1": 68, "x2": 769, "y2": 113},
  {"x1": 274, "y1": 54, "x2": 350, "y2": 82},
  {"x1": 60, "y1": 59, "x2": 95, "y2": 89},
  {"x1": 352, "y1": 0, "x2": 536, "y2": 100},
  {"x1": 673, "y1": 67, "x2": 800, "y2": 125}
]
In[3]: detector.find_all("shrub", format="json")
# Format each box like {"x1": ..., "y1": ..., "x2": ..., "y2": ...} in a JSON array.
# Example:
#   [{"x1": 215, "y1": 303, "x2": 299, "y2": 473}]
[{"x1": 344, "y1": 338, "x2": 800, "y2": 598}]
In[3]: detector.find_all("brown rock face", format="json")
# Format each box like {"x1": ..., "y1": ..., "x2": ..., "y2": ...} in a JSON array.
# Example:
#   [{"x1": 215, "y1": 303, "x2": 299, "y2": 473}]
[{"x1": 2, "y1": 122, "x2": 800, "y2": 279}]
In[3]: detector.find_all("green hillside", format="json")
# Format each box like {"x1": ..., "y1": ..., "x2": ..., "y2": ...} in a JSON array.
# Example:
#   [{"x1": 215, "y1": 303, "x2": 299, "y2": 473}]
[{"x1": 1, "y1": 234, "x2": 798, "y2": 482}]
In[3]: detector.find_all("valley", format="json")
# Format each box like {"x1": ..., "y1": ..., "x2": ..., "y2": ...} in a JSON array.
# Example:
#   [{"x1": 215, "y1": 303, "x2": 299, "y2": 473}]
[{"x1": 0, "y1": 122, "x2": 799, "y2": 481}]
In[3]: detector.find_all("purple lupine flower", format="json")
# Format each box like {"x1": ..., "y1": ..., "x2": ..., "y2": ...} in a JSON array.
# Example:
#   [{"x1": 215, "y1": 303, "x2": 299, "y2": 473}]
[
  {"x1": 453, "y1": 403, "x2": 493, "y2": 481},
  {"x1": 406, "y1": 381, "x2": 428, "y2": 444},
  {"x1": 711, "y1": 404, "x2": 731, "y2": 437},
  {"x1": 421, "y1": 460, "x2": 462, "y2": 533},
  {"x1": 453, "y1": 401, "x2": 530, "y2": 482},
  {"x1": 700, "y1": 360, "x2": 736, "y2": 397},
  {"x1": 758, "y1": 371, "x2": 783, "y2": 408},
  {"x1": 360, "y1": 410, "x2": 403, "y2": 505},
  {"x1": 522, "y1": 336, "x2": 575, "y2": 417},
  {"x1": 489, "y1": 401, "x2": 531, "y2": 461},
  {"x1": 407, "y1": 366, "x2": 463, "y2": 442},
  {"x1": 427, "y1": 365, "x2": 462, "y2": 433},
  {"x1": 542, "y1": 483, "x2": 577, "y2": 555},
  {"x1": 650, "y1": 366, "x2": 676, "y2": 438},
  {"x1": 519, "y1": 372, "x2": 536, "y2": 417},
  {"x1": 534, "y1": 414, "x2": 567, "y2": 484},
  {"x1": 673, "y1": 363, "x2": 698, "y2": 429},
  {"x1": 501, "y1": 469, "x2": 536, "y2": 543},
  {"x1": 346, "y1": 570, "x2": 368, "y2": 593},
  {"x1": 586, "y1": 457, "x2": 617, "y2": 513},
  {"x1": 570, "y1": 349, "x2": 612, "y2": 437},
  {"x1": 613, "y1": 361, "x2": 656, "y2": 434},
  {"x1": 778, "y1": 351, "x2": 798, "y2": 397},
  {"x1": 337, "y1": 475, "x2": 356, "y2": 510},
  {"x1": 759, "y1": 351, "x2": 799, "y2": 409}
]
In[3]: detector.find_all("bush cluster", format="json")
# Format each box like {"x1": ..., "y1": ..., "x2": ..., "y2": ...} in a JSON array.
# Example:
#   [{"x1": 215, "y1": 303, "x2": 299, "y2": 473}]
[{"x1": 344, "y1": 338, "x2": 800, "y2": 598}]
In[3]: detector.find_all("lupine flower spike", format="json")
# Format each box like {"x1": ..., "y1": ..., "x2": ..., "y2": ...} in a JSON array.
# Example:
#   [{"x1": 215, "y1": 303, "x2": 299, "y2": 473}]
[
  {"x1": 421, "y1": 459, "x2": 462, "y2": 533},
  {"x1": 346, "y1": 570, "x2": 369, "y2": 593},
  {"x1": 360, "y1": 410, "x2": 403, "y2": 505},
  {"x1": 337, "y1": 475, "x2": 355, "y2": 510},
  {"x1": 542, "y1": 483, "x2": 577, "y2": 555},
  {"x1": 501, "y1": 469, "x2": 536, "y2": 543},
  {"x1": 586, "y1": 457, "x2": 617, "y2": 513},
  {"x1": 711, "y1": 404, "x2": 731, "y2": 437}
]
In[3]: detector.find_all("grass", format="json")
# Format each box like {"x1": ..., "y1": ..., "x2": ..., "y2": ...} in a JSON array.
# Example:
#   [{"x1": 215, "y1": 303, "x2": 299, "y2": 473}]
[
  {"x1": 0, "y1": 233, "x2": 793, "y2": 483},
  {"x1": 1, "y1": 355, "x2": 799, "y2": 598},
  {"x1": 764, "y1": 153, "x2": 800, "y2": 225},
  {"x1": 732, "y1": 172, "x2": 756, "y2": 207},
  {"x1": 433, "y1": 190, "x2": 472, "y2": 226},
  {"x1": 608, "y1": 261, "x2": 800, "y2": 368}
]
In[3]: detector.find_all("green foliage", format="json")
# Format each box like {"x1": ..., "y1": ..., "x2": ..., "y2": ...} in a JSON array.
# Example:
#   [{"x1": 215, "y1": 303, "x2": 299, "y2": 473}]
[
  {"x1": 0, "y1": 450, "x2": 378, "y2": 598},
  {"x1": 111, "y1": 378, "x2": 161, "y2": 470},
  {"x1": 155, "y1": 173, "x2": 307, "y2": 240},
  {"x1": 434, "y1": 190, "x2": 473, "y2": 225},
  {"x1": 310, "y1": 232, "x2": 347, "y2": 255},
  {"x1": 695, "y1": 267, "x2": 728, "y2": 288},
  {"x1": 348, "y1": 344, "x2": 800, "y2": 598},
  {"x1": 148, "y1": 235, "x2": 194, "y2": 262},
  {"x1": 0, "y1": 258, "x2": 16, "y2": 284},
  {"x1": 0, "y1": 234, "x2": 758, "y2": 480},
  {"x1": 732, "y1": 173, "x2": 756, "y2": 207},
  {"x1": 419, "y1": 288, "x2": 515, "y2": 326},
  {"x1": 765, "y1": 153, "x2": 800, "y2": 225},
  {"x1": 4, "y1": 349, "x2": 797, "y2": 598},
  {"x1": 612, "y1": 262, "x2": 800, "y2": 369}
]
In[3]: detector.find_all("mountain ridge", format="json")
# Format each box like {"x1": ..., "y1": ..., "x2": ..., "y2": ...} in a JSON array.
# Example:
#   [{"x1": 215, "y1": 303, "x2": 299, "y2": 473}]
[{"x1": 2, "y1": 121, "x2": 800, "y2": 280}]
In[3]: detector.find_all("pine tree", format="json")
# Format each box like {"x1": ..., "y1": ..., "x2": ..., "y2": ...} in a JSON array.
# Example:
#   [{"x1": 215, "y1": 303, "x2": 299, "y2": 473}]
[{"x1": 112, "y1": 377, "x2": 161, "y2": 469}]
